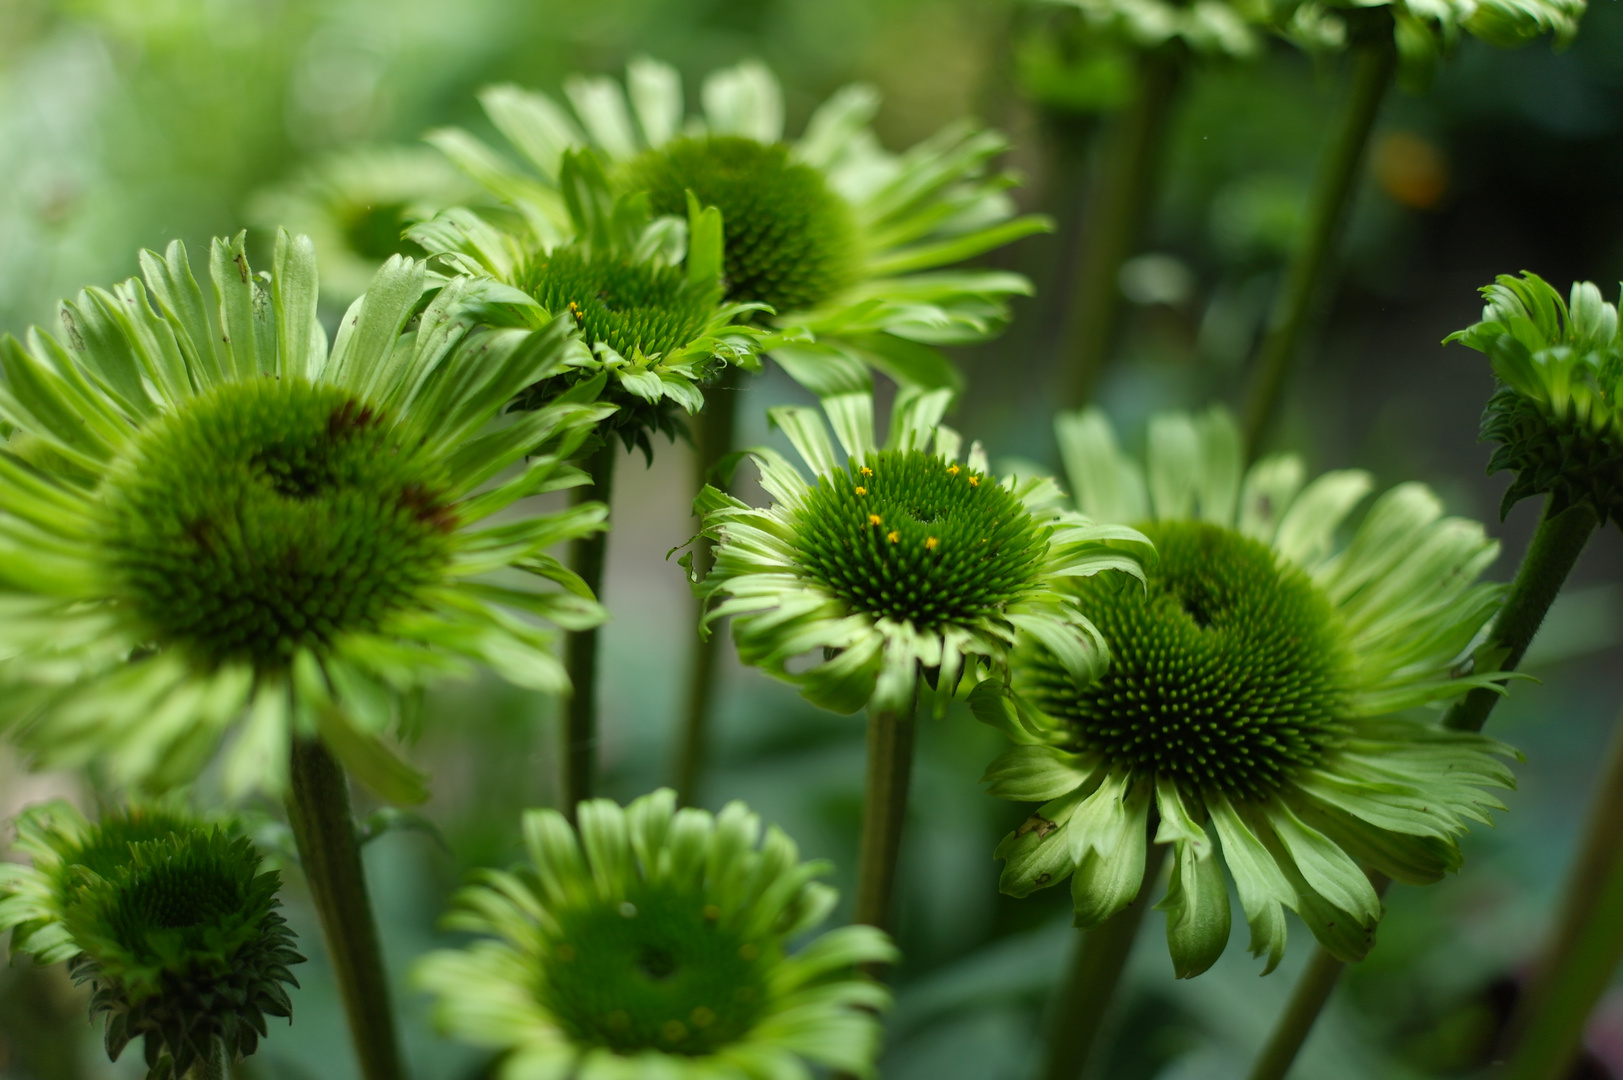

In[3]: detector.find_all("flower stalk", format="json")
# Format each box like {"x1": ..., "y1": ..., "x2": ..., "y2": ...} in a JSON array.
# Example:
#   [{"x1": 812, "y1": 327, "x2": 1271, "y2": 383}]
[
  {"x1": 853, "y1": 679, "x2": 922, "y2": 933},
  {"x1": 1043, "y1": 842, "x2": 1170, "y2": 1080},
  {"x1": 1240, "y1": 31, "x2": 1397, "y2": 458},
  {"x1": 1444, "y1": 499, "x2": 1598, "y2": 733},
  {"x1": 286, "y1": 739, "x2": 405, "y2": 1080},
  {"x1": 1061, "y1": 45, "x2": 1185, "y2": 408},
  {"x1": 563, "y1": 442, "x2": 618, "y2": 817}
]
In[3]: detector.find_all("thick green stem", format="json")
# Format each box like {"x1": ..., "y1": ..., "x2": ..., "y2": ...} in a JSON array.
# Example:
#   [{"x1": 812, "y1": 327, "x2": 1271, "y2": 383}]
[
  {"x1": 1501, "y1": 701, "x2": 1623, "y2": 1080},
  {"x1": 674, "y1": 370, "x2": 742, "y2": 807},
  {"x1": 1240, "y1": 37, "x2": 1396, "y2": 459},
  {"x1": 562, "y1": 441, "x2": 618, "y2": 819},
  {"x1": 184, "y1": 1040, "x2": 229, "y2": 1080},
  {"x1": 851, "y1": 682, "x2": 922, "y2": 933},
  {"x1": 1444, "y1": 500, "x2": 1599, "y2": 733},
  {"x1": 286, "y1": 739, "x2": 405, "y2": 1080},
  {"x1": 1043, "y1": 841, "x2": 1171, "y2": 1080},
  {"x1": 1059, "y1": 46, "x2": 1184, "y2": 409},
  {"x1": 1243, "y1": 873, "x2": 1391, "y2": 1080}
]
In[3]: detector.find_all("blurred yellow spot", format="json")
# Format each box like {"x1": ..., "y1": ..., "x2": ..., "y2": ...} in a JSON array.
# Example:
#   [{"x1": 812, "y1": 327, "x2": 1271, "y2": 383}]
[
  {"x1": 967, "y1": 475, "x2": 979, "y2": 487},
  {"x1": 855, "y1": 486, "x2": 867, "y2": 495},
  {"x1": 662, "y1": 1020, "x2": 688, "y2": 1042},
  {"x1": 925, "y1": 537, "x2": 939, "y2": 550},
  {"x1": 605, "y1": 1010, "x2": 630, "y2": 1030},
  {"x1": 703, "y1": 904, "x2": 721, "y2": 920},
  {"x1": 738, "y1": 943, "x2": 759, "y2": 961},
  {"x1": 860, "y1": 466, "x2": 872, "y2": 476},
  {"x1": 1373, "y1": 131, "x2": 1448, "y2": 210},
  {"x1": 887, "y1": 530, "x2": 900, "y2": 543},
  {"x1": 555, "y1": 944, "x2": 576, "y2": 962},
  {"x1": 947, "y1": 464, "x2": 960, "y2": 475},
  {"x1": 691, "y1": 1006, "x2": 716, "y2": 1028},
  {"x1": 868, "y1": 513, "x2": 883, "y2": 526}
]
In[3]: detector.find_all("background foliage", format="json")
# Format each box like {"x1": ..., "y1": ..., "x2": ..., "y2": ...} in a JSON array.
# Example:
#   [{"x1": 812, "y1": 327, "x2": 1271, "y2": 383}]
[{"x1": 0, "y1": 0, "x2": 1620, "y2": 1076}]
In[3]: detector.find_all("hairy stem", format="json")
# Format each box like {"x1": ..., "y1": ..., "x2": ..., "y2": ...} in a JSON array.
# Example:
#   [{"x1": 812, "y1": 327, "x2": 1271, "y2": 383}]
[
  {"x1": 286, "y1": 739, "x2": 405, "y2": 1080},
  {"x1": 1243, "y1": 872, "x2": 1392, "y2": 1080},
  {"x1": 562, "y1": 441, "x2": 618, "y2": 819},
  {"x1": 186, "y1": 1040, "x2": 229, "y2": 1080},
  {"x1": 1240, "y1": 36, "x2": 1396, "y2": 458},
  {"x1": 1043, "y1": 841, "x2": 1171, "y2": 1080},
  {"x1": 1444, "y1": 499, "x2": 1598, "y2": 733},
  {"x1": 852, "y1": 682, "x2": 922, "y2": 933},
  {"x1": 1501, "y1": 701, "x2": 1623, "y2": 1080},
  {"x1": 674, "y1": 370, "x2": 742, "y2": 807},
  {"x1": 1059, "y1": 46, "x2": 1184, "y2": 408}
]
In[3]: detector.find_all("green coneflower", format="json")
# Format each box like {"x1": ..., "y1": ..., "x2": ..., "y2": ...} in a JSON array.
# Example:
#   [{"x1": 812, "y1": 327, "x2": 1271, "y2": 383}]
[
  {"x1": 1446, "y1": 271, "x2": 1622, "y2": 527},
  {"x1": 64, "y1": 827, "x2": 302, "y2": 1079},
  {"x1": 415, "y1": 789, "x2": 896, "y2": 1079},
  {"x1": 411, "y1": 149, "x2": 764, "y2": 459},
  {"x1": 694, "y1": 389, "x2": 1150, "y2": 715},
  {"x1": 978, "y1": 407, "x2": 1518, "y2": 977},
  {"x1": 426, "y1": 57, "x2": 1048, "y2": 395},
  {"x1": 248, "y1": 144, "x2": 484, "y2": 304},
  {"x1": 1037, "y1": 0, "x2": 1268, "y2": 60},
  {"x1": 0, "y1": 231, "x2": 612, "y2": 801}
]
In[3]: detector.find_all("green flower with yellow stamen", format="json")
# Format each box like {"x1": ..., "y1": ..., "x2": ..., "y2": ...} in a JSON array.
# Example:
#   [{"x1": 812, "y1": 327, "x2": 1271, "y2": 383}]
[
  {"x1": 694, "y1": 390, "x2": 1150, "y2": 716},
  {"x1": 426, "y1": 57, "x2": 1048, "y2": 396},
  {"x1": 0, "y1": 231, "x2": 611, "y2": 801},
  {"x1": 415, "y1": 789, "x2": 895, "y2": 1080},
  {"x1": 977, "y1": 406, "x2": 1518, "y2": 977}
]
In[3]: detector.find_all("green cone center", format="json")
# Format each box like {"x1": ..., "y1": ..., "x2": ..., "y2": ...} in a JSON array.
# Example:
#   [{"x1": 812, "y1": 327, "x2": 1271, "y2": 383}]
[
  {"x1": 523, "y1": 245, "x2": 713, "y2": 358},
  {"x1": 540, "y1": 885, "x2": 774, "y2": 1056},
  {"x1": 792, "y1": 449, "x2": 1049, "y2": 630},
  {"x1": 625, "y1": 135, "x2": 856, "y2": 314},
  {"x1": 101, "y1": 378, "x2": 455, "y2": 670},
  {"x1": 1029, "y1": 519, "x2": 1348, "y2": 797}
]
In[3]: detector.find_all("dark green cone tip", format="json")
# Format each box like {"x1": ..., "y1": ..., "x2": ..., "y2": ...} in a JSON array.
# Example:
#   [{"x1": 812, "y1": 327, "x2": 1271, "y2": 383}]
[
  {"x1": 541, "y1": 883, "x2": 777, "y2": 1056},
  {"x1": 792, "y1": 449, "x2": 1050, "y2": 631},
  {"x1": 626, "y1": 135, "x2": 857, "y2": 314},
  {"x1": 102, "y1": 378, "x2": 455, "y2": 669},
  {"x1": 63, "y1": 828, "x2": 303, "y2": 1076},
  {"x1": 1029, "y1": 520, "x2": 1350, "y2": 798}
]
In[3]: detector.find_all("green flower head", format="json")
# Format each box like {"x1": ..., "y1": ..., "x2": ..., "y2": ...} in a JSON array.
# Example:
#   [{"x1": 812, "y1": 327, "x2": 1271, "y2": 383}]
[
  {"x1": 0, "y1": 231, "x2": 613, "y2": 802},
  {"x1": 1036, "y1": 0, "x2": 1271, "y2": 60},
  {"x1": 1446, "y1": 271, "x2": 1623, "y2": 527},
  {"x1": 977, "y1": 407, "x2": 1518, "y2": 977},
  {"x1": 427, "y1": 58, "x2": 1050, "y2": 396},
  {"x1": 695, "y1": 389, "x2": 1151, "y2": 716},
  {"x1": 415, "y1": 789, "x2": 896, "y2": 1080},
  {"x1": 64, "y1": 826, "x2": 302, "y2": 1079}
]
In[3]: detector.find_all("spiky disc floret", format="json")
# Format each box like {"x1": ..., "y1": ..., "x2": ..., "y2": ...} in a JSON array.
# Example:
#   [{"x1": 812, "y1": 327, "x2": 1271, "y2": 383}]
[
  {"x1": 1447, "y1": 271, "x2": 1623, "y2": 525},
  {"x1": 415, "y1": 790, "x2": 896, "y2": 1080},
  {"x1": 63, "y1": 829, "x2": 303, "y2": 1079},
  {"x1": 1027, "y1": 520, "x2": 1349, "y2": 798},
  {"x1": 523, "y1": 246, "x2": 716, "y2": 361},
  {"x1": 104, "y1": 379, "x2": 455, "y2": 669},
  {"x1": 793, "y1": 450, "x2": 1050, "y2": 630},
  {"x1": 978, "y1": 407, "x2": 1518, "y2": 979},
  {"x1": 625, "y1": 135, "x2": 857, "y2": 315}
]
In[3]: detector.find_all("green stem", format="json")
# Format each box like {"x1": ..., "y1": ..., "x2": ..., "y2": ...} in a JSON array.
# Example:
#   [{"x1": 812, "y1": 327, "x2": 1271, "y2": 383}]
[
  {"x1": 851, "y1": 681, "x2": 922, "y2": 933},
  {"x1": 562, "y1": 441, "x2": 618, "y2": 819},
  {"x1": 1501, "y1": 700, "x2": 1623, "y2": 1080},
  {"x1": 286, "y1": 739, "x2": 405, "y2": 1080},
  {"x1": 1240, "y1": 35, "x2": 1396, "y2": 459},
  {"x1": 184, "y1": 1039, "x2": 229, "y2": 1080},
  {"x1": 1059, "y1": 46, "x2": 1185, "y2": 409},
  {"x1": 1043, "y1": 841, "x2": 1171, "y2": 1080},
  {"x1": 673, "y1": 370, "x2": 742, "y2": 807},
  {"x1": 1244, "y1": 872, "x2": 1392, "y2": 1080},
  {"x1": 1444, "y1": 499, "x2": 1598, "y2": 733}
]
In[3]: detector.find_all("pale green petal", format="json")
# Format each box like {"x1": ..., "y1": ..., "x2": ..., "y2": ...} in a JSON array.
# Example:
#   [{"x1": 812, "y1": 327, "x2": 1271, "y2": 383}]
[
  {"x1": 822, "y1": 392, "x2": 877, "y2": 459},
  {"x1": 768, "y1": 407, "x2": 840, "y2": 477},
  {"x1": 1262, "y1": 799, "x2": 1381, "y2": 925},
  {"x1": 564, "y1": 75, "x2": 640, "y2": 160},
  {"x1": 1237, "y1": 454, "x2": 1304, "y2": 543},
  {"x1": 627, "y1": 57, "x2": 683, "y2": 148},
  {"x1": 1195, "y1": 406, "x2": 1241, "y2": 525},
  {"x1": 1159, "y1": 836, "x2": 1230, "y2": 979},
  {"x1": 1067, "y1": 771, "x2": 1151, "y2": 928},
  {"x1": 981, "y1": 744, "x2": 1096, "y2": 801},
  {"x1": 1272, "y1": 470, "x2": 1373, "y2": 571},
  {"x1": 701, "y1": 61, "x2": 784, "y2": 143},
  {"x1": 1055, "y1": 408, "x2": 1148, "y2": 523},
  {"x1": 1147, "y1": 412, "x2": 1201, "y2": 521},
  {"x1": 886, "y1": 386, "x2": 953, "y2": 453},
  {"x1": 1207, "y1": 792, "x2": 1295, "y2": 974}
]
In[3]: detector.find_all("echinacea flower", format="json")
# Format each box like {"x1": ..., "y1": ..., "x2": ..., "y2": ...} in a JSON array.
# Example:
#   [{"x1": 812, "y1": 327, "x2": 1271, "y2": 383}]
[
  {"x1": 695, "y1": 389, "x2": 1150, "y2": 715},
  {"x1": 416, "y1": 789, "x2": 895, "y2": 1080},
  {"x1": 0, "y1": 231, "x2": 611, "y2": 801},
  {"x1": 1446, "y1": 270, "x2": 1622, "y2": 527},
  {"x1": 978, "y1": 407, "x2": 1517, "y2": 976},
  {"x1": 427, "y1": 58, "x2": 1048, "y2": 395}
]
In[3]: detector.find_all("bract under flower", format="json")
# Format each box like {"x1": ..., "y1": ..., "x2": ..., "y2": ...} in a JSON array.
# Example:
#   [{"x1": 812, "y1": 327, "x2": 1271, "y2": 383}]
[{"x1": 977, "y1": 407, "x2": 1518, "y2": 977}]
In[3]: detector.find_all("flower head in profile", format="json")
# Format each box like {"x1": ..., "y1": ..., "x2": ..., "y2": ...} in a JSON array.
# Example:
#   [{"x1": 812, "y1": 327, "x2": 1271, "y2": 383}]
[
  {"x1": 695, "y1": 389, "x2": 1150, "y2": 715},
  {"x1": 977, "y1": 407, "x2": 1517, "y2": 977},
  {"x1": 416, "y1": 789, "x2": 895, "y2": 1080},
  {"x1": 1446, "y1": 271, "x2": 1622, "y2": 527},
  {"x1": 1036, "y1": 0, "x2": 1269, "y2": 61},
  {"x1": 64, "y1": 827, "x2": 302, "y2": 1079},
  {"x1": 427, "y1": 58, "x2": 1048, "y2": 396},
  {"x1": 0, "y1": 231, "x2": 612, "y2": 801},
  {"x1": 412, "y1": 149, "x2": 765, "y2": 460}
]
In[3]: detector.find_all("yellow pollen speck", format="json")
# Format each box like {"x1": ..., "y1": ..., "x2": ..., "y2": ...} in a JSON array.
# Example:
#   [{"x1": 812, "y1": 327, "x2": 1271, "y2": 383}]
[
  {"x1": 738, "y1": 943, "x2": 760, "y2": 961},
  {"x1": 925, "y1": 537, "x2": 939, "y2": 550},
  {"x1": 662, "y1": 1020, "x2": 689, "y2": 1043},
  {"x1": 860, "y1": 466, "x2": 872, "y2": 476},
  {"x1": 703, "y1": 904, "x2": 721, "y2": 920},
  {"x1": 887, "y1": 530, "x2": 900, "y2": 543},
  {"x1": 855, "y1": 486, "x2": 867, "y2": 495},
  {"x1": 947, "y1": 464, "x2": 960, "y2": 476},
  {"x1": 967, "y1": 475, "x2": 979, "y2": 487},
  {"x1": 868, "y1": 513, "x2": 883, "y2": 526},
  {"x1": 691, "y1": 1006, "x2": 716, "y2": 1028},
  {"x1": 555, "y1": 944, "x2": 576, "y2": 962}
]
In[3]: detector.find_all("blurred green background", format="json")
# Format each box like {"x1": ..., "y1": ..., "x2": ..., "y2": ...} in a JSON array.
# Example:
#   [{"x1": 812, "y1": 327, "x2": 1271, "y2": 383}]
[{"x1": 1, "y1": 0, "x2": 1621, "y2": 1077}]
